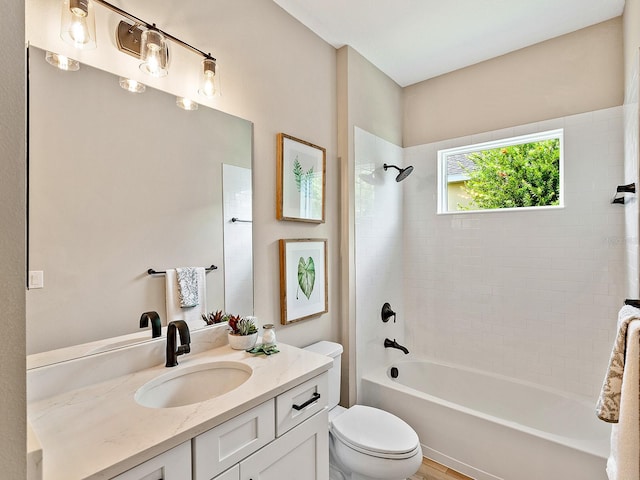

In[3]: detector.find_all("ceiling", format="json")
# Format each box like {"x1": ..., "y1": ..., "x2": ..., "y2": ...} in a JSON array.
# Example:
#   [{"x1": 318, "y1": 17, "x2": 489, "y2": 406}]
[{"x1": 272, "y1": 0, "x2": 626, "y2": 87}]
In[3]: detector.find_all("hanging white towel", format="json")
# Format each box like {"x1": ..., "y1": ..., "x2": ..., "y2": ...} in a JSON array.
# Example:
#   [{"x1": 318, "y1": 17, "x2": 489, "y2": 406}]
[
  {"x1": 606, "y1": 319, "x2": 640, "y2": 480},
  {"x1": 165, "y1": 267, "x2": 207, "y2": 331}
]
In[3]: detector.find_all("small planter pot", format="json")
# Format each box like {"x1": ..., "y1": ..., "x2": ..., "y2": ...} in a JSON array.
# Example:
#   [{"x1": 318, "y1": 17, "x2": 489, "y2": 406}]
[{"x1": 228, "y1": 332, "x2": 258, "y2": 350}]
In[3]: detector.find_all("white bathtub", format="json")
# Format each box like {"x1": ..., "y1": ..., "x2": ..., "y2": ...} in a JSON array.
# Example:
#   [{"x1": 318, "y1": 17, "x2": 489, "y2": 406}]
[{"x1": 361, "y1": 360, "x2": 610, "y2": 480}]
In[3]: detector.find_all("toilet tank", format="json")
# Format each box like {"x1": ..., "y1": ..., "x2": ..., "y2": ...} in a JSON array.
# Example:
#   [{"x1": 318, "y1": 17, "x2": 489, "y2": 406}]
[{"x1": 303, "y1": 341, "x2": 343, "y2": 410}]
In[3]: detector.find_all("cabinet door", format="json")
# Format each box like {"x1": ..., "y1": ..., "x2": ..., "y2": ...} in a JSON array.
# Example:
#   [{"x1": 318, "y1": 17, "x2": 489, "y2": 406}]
[
  {"x1": 193, "y1": 399, "x2": 275, "y2": 480},
  {"x1": 110, "y1": 441, "x2": 191, "y2": 480},
  {"x1": 239, "y1": 409, "x2": 328, "y2": 480},
  {"x1": 214, "y1": 465, "x2": 239, "y2": 480}
]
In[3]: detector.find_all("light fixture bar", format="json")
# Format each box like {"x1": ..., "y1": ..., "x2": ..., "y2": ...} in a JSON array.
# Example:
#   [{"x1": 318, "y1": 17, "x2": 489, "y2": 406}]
[{"x1": 92, "y1": 0, "x2": 216, "y2": 61}]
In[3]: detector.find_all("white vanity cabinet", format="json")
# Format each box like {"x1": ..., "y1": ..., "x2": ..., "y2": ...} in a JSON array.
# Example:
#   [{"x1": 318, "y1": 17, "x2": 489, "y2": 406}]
[
  {"x1": 199, "y1": 373, "x2": 328, "y2": 480},
  {"x1": 239, "y1": 408, "x2": 328, "y2": 480},
  {"x1": 27, "y1": 343, "x2": 333, "y2": 480},
  {"x1": 110, "y1": 441, "x2": 191, "y2": 480}
]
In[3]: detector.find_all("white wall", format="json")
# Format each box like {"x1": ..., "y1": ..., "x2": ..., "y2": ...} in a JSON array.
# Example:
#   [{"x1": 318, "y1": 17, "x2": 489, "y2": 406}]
[
  {"x1": 623, "y1": 0, "x2": 640, "y2": 297},
  {"x1": 223, "y1": 164, "x2": 254, "y2": 317},
  {"x1": 353, "y1": 127, "x2": 405, "y2": 398},
  {"x1": 402, "y1": 107, "x2": 625, "y2": 398}
]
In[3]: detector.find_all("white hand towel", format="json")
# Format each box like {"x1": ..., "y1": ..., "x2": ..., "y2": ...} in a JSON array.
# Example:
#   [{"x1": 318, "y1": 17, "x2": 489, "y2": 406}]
[
  {"x1": 598, "y1": 305, "x2": 640, "y2": 422},
  {"x1": 606, "y1": 319, "x2": 640, "y2": 480},
  {"x1": 165, "y1": 267, "x2": 207, "y2": 331}
]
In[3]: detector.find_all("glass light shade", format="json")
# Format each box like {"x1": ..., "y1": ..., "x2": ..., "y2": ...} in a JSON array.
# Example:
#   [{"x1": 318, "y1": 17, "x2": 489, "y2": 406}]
[
  {"x1": 60, "y1": 0, "x2": 96, "y2": 49},
  {"x1": 139, "y1": 28, "x2": 169, "y2": 77},
  {"x1": 198, "y1": 57, "x2": 220, "y2": 98},
  {"x1": 119, "y1": 77, "x2": 146, "y2": 93},
  {"x1": 45, "y1": 51, "x2": 80, "y2": 71},
  {"x1": 176, "y1": 97, "x2": 199, "y2": 111}
]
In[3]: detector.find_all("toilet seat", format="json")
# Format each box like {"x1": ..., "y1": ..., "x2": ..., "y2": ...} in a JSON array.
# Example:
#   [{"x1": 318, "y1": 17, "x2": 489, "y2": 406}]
[{"x1": 330, "y1": 405, "x2": 420, "y2": 460}]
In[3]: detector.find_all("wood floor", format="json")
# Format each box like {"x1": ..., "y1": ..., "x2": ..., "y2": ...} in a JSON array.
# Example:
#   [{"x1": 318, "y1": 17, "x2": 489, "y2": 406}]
[{"x1": 409, "y1": 457, "x2": 473, "y2": 480}]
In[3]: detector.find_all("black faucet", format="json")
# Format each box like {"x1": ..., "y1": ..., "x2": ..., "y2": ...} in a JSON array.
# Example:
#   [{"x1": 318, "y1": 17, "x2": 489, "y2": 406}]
[
  {"x1": 166, "y1": 320, "x2": 191, "y2": 367},
  {"x1": 384, "y1": 338, "x2": 409, "y2": 354},
  {"x1": 140, "y1": 311, "x2": 162, "y2": 338}
]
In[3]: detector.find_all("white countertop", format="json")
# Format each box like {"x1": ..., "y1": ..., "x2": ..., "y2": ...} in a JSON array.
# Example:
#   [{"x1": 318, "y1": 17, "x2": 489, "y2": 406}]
[{"x1": 27, "y1": 343, "x2": 332, "y2": 480}]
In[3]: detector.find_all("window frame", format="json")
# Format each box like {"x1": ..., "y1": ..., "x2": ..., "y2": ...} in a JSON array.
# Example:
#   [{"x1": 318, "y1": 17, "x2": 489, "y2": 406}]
[{"x1": 437, "y1": 128, "x2": 564, "y2": 214}]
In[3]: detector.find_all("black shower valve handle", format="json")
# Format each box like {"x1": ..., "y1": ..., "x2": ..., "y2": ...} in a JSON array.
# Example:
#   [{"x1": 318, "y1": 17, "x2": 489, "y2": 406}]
[{"x1": 381, "y1": 302, "x2": 397, "y2": 323}]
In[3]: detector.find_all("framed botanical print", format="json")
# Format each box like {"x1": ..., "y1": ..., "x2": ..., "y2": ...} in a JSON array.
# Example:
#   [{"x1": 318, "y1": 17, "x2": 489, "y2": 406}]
[
  {"x1": 279, "y1": 239, "x2": 328, "y2": 324},
  {"x1": 276, "y1": 133, "x2": 326, "y2": 223}
]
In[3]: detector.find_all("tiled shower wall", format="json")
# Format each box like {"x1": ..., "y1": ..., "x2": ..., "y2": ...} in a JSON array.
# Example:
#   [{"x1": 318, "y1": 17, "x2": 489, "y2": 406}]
[
  {"x1": 402, "y1": 106, "x2": 625, "y2": 399},
  {"x1": 354, "y1": 127, "x2": 405, "y2": 398},
  {"x1": 623, "y1": 58, "x2": 639, "y2": 297}
]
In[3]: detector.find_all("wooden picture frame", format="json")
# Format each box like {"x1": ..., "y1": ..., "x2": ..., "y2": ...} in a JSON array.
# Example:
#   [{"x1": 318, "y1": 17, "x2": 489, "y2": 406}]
[
  {"x1": 279, "y1": 239, "x2": 328, "y2": 325},
  {"x1": 276, "y1": 133, "x2": 326, "y2": 223}
]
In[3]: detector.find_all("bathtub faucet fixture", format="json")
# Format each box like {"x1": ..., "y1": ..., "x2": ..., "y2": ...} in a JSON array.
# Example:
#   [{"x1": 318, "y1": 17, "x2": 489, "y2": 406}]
[{"x1": 384, "y1": 338, "x2": 409, "y2": 354}]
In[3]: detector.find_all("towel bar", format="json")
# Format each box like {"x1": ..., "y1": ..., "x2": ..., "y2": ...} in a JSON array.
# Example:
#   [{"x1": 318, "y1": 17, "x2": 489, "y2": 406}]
[
  {"x1": 612, "y1": 183, "x2": 636, "y2": 204},
  {"x1": 147, "y1": 264, "x2": 218, "y2": 275},
  {"x1": 624, "y1": 299, "x2": 640, "y2": 309}
]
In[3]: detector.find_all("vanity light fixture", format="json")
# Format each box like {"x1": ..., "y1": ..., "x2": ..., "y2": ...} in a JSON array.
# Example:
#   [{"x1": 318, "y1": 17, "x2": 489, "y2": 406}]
[
  {"x1": 176, "y1": 97, "x2": 199, "y2": 111},
  {"x1": 119, "y1": 77, "x2": 146, "y2": 93},
  {"x1": 198, "y1": 57, "x2": 219, "y2": 98},
  {"x1": 60, "y1": 0, "x2": 97, "y2": 49},
  {"x1": 45, "y1": 51, "x2": 80, "y2": 71},
  {"x1": 72, "y1": 0, "x2": 222, "y2": 97},
  {"x1": 139, "y1": 27, "x2": 169, "y2": 77}
]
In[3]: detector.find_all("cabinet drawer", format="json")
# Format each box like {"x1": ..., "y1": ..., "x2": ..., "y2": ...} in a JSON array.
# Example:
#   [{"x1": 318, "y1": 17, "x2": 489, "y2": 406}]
[
  {"x1": 275, "y1": 372, "x2": 327, "y2": 437},
  {"x1": 110, "y1": 441, "x2": 191, "y2": 480},
  {"x1": 193, "y1": 399, "x2": 275, "y2": 480}
]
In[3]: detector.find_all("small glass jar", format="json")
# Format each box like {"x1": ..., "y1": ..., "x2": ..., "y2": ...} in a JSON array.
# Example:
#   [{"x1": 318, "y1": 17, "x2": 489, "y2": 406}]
[{"x1": 262, "y1": 324, "x2": 276, "y2": 346}]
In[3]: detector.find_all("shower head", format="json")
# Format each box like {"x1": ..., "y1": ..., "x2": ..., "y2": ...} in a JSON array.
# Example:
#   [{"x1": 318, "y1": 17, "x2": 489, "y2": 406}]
[{"x1": 384, "y1": 163, "x2": 414, "y2": 182}]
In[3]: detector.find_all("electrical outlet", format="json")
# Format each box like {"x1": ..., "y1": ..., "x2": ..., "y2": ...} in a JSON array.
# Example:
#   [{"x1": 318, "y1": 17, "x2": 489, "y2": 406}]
[{"x1": 29, "y1": 270, "x2": 44, "y2": 289}]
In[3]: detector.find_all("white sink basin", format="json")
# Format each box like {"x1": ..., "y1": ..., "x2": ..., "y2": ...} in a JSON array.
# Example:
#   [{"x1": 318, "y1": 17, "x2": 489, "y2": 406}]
[{"x1": 135, "y1": 361, "x2": 252, "y2": 408}]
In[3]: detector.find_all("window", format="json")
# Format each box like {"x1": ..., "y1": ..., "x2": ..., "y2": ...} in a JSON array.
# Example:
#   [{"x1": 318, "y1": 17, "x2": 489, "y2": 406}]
[{"x1": 437, "y1": 129, "x2": 563, "y2": 214}]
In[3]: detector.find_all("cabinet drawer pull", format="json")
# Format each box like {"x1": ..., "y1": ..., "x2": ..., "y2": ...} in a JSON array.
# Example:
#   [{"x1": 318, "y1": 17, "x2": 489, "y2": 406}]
[{"x1": 292, "y1": 392, "x2": 321, "y2": 411}]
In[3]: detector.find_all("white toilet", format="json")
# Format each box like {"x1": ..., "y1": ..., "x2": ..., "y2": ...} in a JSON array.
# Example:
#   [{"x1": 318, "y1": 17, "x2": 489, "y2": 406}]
[{"x1": 304, "y1": 341, "x2": 422, "y2": 480}]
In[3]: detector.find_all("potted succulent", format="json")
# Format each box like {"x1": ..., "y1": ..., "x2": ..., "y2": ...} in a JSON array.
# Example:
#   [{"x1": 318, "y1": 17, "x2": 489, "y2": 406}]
[
  {"x1": 202, "y1": 310, "x2": 229, "y2": 326},
  {"x1": 227, "y1": 315, "x2": 258, "y2": 350}
]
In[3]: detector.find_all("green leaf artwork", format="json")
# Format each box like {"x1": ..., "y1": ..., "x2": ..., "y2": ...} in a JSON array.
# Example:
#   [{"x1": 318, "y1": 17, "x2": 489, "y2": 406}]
[
  {"x1": 293, "y1": 157, "x2": 314, "y2": 192},
  {"x1": 297, "y1": 256, "x2": 316, "y2": 300}
]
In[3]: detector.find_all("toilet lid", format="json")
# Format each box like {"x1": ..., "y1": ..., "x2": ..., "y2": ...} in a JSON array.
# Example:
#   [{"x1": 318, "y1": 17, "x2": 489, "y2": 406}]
[{"x1": 330, "y1": 405, "x2": 420, "y2": 459}]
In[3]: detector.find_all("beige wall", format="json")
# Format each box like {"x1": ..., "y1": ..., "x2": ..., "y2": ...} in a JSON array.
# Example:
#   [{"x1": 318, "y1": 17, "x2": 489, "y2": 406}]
[
  {"x1": 187, "y1": 1, "x2": 340, "y2": 349},
  {"x1": 404, "y1": 18, "x2": 624, "y2": 146},
  {"x1": 1, "y1": 0, "x2": 26, "y2": 475},
  {"x1": 623, "y1": 0, "x2": 640, "y2": 99},
  {"x1": 337, "y1": 46, "x2": 403, "y2": 404}
]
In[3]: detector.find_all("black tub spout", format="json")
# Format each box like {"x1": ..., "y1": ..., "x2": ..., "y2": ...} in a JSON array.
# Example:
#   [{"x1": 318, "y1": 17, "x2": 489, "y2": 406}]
[{"x1": 384, "y1": 338, "x2": 409, "y2": 354}]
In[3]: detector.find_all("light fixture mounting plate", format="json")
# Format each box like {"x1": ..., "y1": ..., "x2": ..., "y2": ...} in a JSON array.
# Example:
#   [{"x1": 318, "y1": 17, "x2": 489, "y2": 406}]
[{"x1": 116, "y1": 20, "x2": 142, "y2": 58}]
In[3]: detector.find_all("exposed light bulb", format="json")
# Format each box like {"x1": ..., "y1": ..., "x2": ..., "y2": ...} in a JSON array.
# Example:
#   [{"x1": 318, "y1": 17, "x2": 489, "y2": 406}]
[
  {"x1": 119, "y1": 77, "x2": 146, "y2": 93},
  {"x1": 45, "y1": 51, "x2": 80, "y2": 71},
  {"x1": 139, "y1": 28, "x2": 169, "y2": 77},
  {"x1": 176, "y1": 97, "x2": 199, "y2": 111},
  {"x1": 60, "y1": 0, "x2": 96, "y2": 49},
  {"x1": 198, "y1": 57, "x2": 219, "y2": 98}
]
